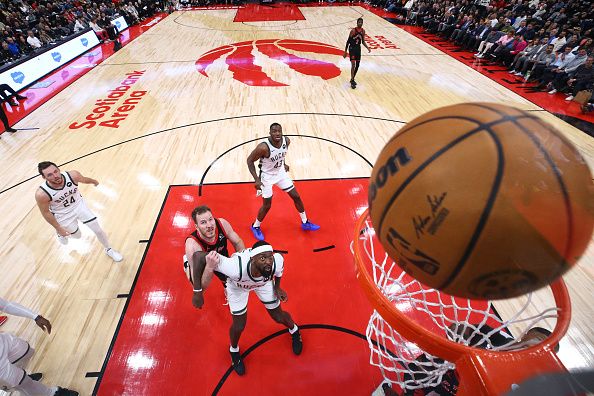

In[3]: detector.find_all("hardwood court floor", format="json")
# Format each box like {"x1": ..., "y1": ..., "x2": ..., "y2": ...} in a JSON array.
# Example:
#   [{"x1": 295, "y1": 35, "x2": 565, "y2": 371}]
[{"x1": 0, "y1": 6, "x2": 592, "y2": 395}]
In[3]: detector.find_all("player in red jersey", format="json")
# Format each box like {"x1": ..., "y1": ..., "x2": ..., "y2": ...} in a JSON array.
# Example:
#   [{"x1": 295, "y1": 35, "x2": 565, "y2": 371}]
[
  {"x1": 344, "y1": 17, "x2": 371, "y2": 89},
  {"x1": 183, "y1": 205, "x2": 245, "y2": 308}
]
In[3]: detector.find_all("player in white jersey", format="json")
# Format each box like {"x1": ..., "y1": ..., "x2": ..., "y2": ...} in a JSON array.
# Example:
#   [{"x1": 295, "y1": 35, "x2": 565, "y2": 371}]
[
  {"x1": 0, "y1": 297, "x2": 78, "y2": 395},
  {"x1": 191, "y1": 240, "x2": 303, "y2": 376},
  {"x1": 34, "y1": 161, "x2": 123, "y2": 262},
  {"x1": 247, "y1": 123, "x2": 320, "y2": 241}
]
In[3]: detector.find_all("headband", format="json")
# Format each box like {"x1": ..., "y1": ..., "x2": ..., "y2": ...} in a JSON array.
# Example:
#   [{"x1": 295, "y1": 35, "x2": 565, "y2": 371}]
[{"x1": 250, "y1": 244, "x2": 273, "y2": 257}]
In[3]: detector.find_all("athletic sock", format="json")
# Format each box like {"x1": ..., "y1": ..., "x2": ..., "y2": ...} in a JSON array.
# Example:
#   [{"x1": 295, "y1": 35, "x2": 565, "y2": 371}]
[
  {"x1": 253, "y1": 219, "x2": 261, "y2": 227},
  {"x1": 299, "y1": 212, "x2": 307, "y2": 223},
  {"x1": 289, "y1": 324, "x2": 298, "y2": 334},
  {"x1": 230, "y1": 345, "x2": 240, "y2": 353}
]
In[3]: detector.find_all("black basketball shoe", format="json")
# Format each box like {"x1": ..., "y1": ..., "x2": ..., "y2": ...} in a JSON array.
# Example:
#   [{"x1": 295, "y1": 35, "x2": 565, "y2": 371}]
[
  {"x1": 291, "y1": 330, "x2": 303, "y2": 355},
  {"x1": 230, "y1": 350, "x2": 245, "y2": 375}
]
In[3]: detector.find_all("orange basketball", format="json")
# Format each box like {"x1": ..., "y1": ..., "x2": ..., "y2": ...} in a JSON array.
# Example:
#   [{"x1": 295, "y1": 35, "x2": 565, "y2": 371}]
[{"x1": 368, "y1": 103, "x2": 594, "y2": 300}]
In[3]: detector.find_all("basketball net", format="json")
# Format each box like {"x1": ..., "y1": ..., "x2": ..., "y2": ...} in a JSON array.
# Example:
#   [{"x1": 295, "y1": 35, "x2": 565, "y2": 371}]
[{"x1": 352, "y1": 210, "x2": 570, "y2": 395}]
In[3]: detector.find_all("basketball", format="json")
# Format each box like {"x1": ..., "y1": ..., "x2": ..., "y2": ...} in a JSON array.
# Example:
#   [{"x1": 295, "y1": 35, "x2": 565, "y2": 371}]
[{"x1": 368, "y1": 103, "x2": 594, "y2": 300}]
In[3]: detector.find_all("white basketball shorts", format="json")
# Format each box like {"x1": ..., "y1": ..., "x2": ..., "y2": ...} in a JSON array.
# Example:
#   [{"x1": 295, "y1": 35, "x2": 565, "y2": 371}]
[
  {"x1": 226, "y1": 281, "x2": 280, "y2": 315},
  {"x1": 260, "y1": 171, "x2": 294, "y2": 199},
  {"x1": 53, "y1": 199, "x2": 97, "y2": 234}
]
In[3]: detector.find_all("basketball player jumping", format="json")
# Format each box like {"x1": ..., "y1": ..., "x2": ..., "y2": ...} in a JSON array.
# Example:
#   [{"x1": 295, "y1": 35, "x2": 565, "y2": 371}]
[
  {"x1": 183, "y1": 205, "x2": 245, "y2": 303},
  {"x1": 247, "y1": 123, "x2": 320, "y2": 241},
  {"x1": 343, "y1": 17, "x2": 371, "y2": 89},
  {"x1": 0, "y1": 297, "x2": 78, "y2": 395},
  {"x1": 35, "y1": 161, "x2": 123, "y2": 262},
  {"x1": 191, "y1": 240, "x2": 303, "y2": 376}
]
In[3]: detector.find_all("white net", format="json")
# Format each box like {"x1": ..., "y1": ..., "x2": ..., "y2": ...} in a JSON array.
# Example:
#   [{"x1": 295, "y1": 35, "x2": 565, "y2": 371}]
[{"x1": 353, "y1": 218, "x2": 561, "y2": 392}]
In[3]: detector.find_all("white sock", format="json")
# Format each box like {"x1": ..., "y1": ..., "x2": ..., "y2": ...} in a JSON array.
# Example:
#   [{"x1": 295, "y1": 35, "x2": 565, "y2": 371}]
[
  {"x1": 14, "y1": 375, "x2": 57, "y2": 396},
  {"x1": 85, "y1": 219, "x2": 110, "y2": 248},
  {"x1": 289, "y1": 324, "x2": 298, "y2": 334},
  {"x1": 229, "y1": 345, "x2": 239, "y2": 353},
  {"x1": 253, "y1": 219, "x2": 261, "y2": 227},
  {"x1": 299, "y1": 212, "x2": 307, "y2": 223}
]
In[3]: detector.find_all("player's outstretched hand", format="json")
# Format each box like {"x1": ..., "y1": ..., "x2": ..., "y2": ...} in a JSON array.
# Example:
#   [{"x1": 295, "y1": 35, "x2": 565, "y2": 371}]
[
  {"x1": 192, "y1": 292, "x2": 204, "y2": 309},
  {"x1": 284, "y1": 164, "x2": 290, "y2": 172},
  {"x1": 368, "y1": 48, "x2": 371, "y2": 53},
  {"x1": 254, "y1": 180, "x2": 263, "y2": 190},
  {"x1": 35, "y1": 315, "x2": 52, "y2": 334},
  {"x1": 205, "y1": 251, "x2": 220, "y2": 268},
  {"x1": 276, "y1": 287, "x2": 288, "y2": 302},
  {"x1": 343, "y1": 51, "x2": 347, "y2": 58}
]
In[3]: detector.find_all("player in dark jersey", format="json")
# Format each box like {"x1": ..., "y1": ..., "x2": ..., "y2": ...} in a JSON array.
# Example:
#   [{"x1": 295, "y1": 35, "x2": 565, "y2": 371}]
[
  {"x1": 343, "y1": 17, "x2": 371, "y2": 89},
  {"x1": 184, "y1": 205, "x2": 245, "y2": 308}
]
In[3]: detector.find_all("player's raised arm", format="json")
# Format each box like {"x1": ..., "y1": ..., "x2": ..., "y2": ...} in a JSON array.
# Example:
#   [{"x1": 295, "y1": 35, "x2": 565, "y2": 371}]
[
  {"x1": 219, "y1": 218, "x2": 245, "y2": 252},
  {"x1": 191, "y1": 250, "x2": 220, "y2": 309},
  {"x1": 185, "y1": 237, "x2": 202, "y2": 284},
  {"x1": 35, "y1": 188, "x2": 69, "y2": 236},
  {"x1": 246, "y1": 143, "x2": 269, "y2": 190},
  {"x1": 69, "y1": 170, "x2": 99, "y2": 186}
]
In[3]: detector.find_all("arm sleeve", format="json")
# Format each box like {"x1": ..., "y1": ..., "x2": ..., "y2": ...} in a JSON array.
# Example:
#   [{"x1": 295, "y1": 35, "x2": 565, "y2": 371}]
[
  {"x1": 273, "y1": 253, "x2": 284, "y2": 278},
  {"x1": 0, "y1": 297, "x2": 38, "y2": 320}
]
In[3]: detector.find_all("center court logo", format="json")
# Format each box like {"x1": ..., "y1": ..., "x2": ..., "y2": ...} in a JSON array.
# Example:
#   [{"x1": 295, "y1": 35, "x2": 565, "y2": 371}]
[{"x1": 196, "y1": 39, "x2": 345, "y2": 87}]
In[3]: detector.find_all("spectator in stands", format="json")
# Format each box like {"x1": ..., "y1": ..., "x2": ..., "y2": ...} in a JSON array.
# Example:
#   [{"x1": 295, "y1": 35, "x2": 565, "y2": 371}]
[
  {"x1": 551, "y1": 30, "x2": 567, "y2": 52},
  {"x1": 6, "y1": 37, "x2": 21, "y2": 58},
  {"x1": 18, "y1": 34, "x2": 33, "y2": 56},
  {"x1": 89, "y1": 17, "x2": 108, "y2": 42},
  {"x1": 509, "y1": 38, "x2": 548, "y2": 75},
  {"x1": 461, "y1": 19, "x2": 491, "y2": 50},
  {"x1": 561, "y1": 56, "x2": 594, "y2": 101},
  {"x1": 0, "y1": 41, "x2": 15, "y2": 64},
  {"x1": 73, "y1": 17, "x2": 86, "y2": 33},
  {"x1": 477, "y1": 30, "x2": 513, "y2": 59},
  {"x1": 500, "y1": 34, "x2": 528, "y2": 66},
  {"x1": 524, "y1": 44, "x2": 557, "y2": 80},
  {"x1": 26, "y1": 30, "x2": 42, "y2": 49},
  {"x1": 543, "y1": 48, "x2": 589, "y2": 94},
  {"x1": 531, "y1": 46, "x2": 575, "y2": 85}
]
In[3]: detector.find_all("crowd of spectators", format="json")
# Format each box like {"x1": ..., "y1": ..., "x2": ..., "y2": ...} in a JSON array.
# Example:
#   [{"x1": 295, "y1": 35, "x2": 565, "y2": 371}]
[
  {"x1": 382, "y1": 0, "x2": 594, "y2": 112},
  {"x1": 0, "y1": 0, "x2": 164, "y2": 68}
]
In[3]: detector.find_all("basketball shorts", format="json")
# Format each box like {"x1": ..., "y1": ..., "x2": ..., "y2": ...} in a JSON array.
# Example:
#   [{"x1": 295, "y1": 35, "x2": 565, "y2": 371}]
[
  {"x1": 260, "y1": 171, "x2": 294, "y2": 199},
  {"x1": 0, "y1": 333, "x2": 31, "y2": 389},
  {"x1": 53, "y1": 200, "x2": 97, "y2": 234},
  {"x1": 225, "y1": 281, "x2": 280, "y2": 316},
  {"x1": 349, "y1": 46, "x2": 361, "y2": 61}
]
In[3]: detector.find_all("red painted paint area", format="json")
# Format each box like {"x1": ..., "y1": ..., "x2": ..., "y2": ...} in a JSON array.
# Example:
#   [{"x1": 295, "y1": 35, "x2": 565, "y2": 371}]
[
  {"x1": 96, "y1": 179, "x2": 503, "y2": 395},
  {"x1": 234, "y1": 3, "x2": 306, "y2": 23},
  {"x1": 0, "y1": 13, "x2": 167, "y2": 135},
  {"x1": 97, "y1": 179, "x2": 385, "y2": 395},
  {"x1": 195, "y1": 39, "x2": 344, "y2": 86}
]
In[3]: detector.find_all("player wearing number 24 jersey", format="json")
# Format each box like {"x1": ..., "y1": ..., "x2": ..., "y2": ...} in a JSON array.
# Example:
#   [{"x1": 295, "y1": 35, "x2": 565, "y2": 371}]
[
  {"x1": 35, "y1": 161, "x2": 123, "y2": 262},
  {"x1": 246, "y1": 123, "x2": 320, "y2": 241}
]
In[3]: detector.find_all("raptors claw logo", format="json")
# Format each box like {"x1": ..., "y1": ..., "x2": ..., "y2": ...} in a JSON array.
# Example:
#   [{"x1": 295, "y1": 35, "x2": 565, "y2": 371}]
[{"x1": 196, "y1": 39, "x2": 344, "y2": 86}]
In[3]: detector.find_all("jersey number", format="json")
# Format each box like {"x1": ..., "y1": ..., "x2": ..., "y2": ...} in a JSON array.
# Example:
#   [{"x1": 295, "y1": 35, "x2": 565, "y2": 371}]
[
  {"x1": 273, "y1": 160, "x2": 284, "y2": 168},
  {"x1": 63, "y1": 196, "x2": 76, "y2": 207}
]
